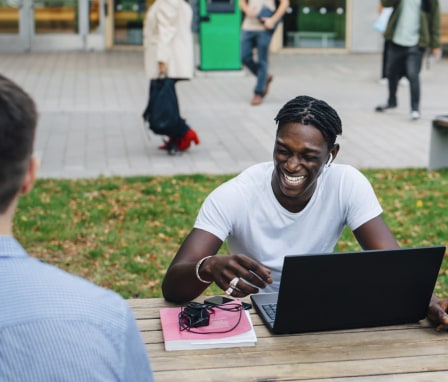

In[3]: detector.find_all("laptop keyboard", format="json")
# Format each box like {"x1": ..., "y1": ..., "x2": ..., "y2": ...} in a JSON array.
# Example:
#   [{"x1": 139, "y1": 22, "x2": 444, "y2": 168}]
[{"x1": 262, "y1": 303, "x2": 277, "y2": 321}]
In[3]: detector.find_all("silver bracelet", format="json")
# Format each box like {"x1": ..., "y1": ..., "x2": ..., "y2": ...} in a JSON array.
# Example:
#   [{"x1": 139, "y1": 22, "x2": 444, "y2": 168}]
[{"x1": 195, "y1": 256, "x2": 213, "y2": 284}]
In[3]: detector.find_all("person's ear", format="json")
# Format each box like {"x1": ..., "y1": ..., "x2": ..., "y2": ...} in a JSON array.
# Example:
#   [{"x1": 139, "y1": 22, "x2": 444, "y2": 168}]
[
  {"x1": 325, "y1": 144, "x2": 340, "y2": 167},
  {"x1": 329, "y1": 144, "x2": 340, "y2": 162},
  {"x1": 20, "y1": 156, "x2": 39, "y2": 195}
]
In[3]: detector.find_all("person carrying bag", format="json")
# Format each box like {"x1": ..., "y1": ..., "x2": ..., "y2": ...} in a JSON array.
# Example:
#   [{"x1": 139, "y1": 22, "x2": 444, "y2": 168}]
[
  {"x1": 143, "y1": 77, "x2": 189, "y2": 154},
  {"x1": 143, "y1": 0, "x2": 200, "y2": 155}
]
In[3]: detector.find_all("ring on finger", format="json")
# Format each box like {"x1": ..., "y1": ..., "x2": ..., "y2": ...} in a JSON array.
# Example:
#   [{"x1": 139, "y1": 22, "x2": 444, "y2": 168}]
[
  {"x1": 229, "y1": 277, "x2": 240, "y2": 289},
  {"x1": 225, "y1": 287, "x2": 234, "y2": 296}
]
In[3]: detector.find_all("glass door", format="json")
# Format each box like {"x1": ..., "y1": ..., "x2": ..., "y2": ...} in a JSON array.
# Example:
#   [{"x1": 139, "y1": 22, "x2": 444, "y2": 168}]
[
  {"x1": 0, "y1": 0, "x2": 20, "y2": 35},
  {"x1": 113, "y1": 0, "x2": 145, "y2": 45},
  {"x1": 0, "y1": 0, "x2": 28, "y2": 50},
  {"x1": 283, "y1": 0, "x2": 346, "y2": 49},
  {"x1": 0, "y1": 0, "x2": 105, "y2": 51}
]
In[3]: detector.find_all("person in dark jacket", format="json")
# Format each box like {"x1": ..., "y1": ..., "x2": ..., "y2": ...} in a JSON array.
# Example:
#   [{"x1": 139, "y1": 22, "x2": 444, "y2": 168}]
[{"x1": 375, "y1": 0, "x2": 440, "y2": 120}]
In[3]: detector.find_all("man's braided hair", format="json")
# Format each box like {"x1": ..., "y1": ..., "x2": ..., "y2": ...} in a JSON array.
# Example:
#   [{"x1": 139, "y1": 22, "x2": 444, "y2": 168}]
[{"x1": 274, "y1": 95, "x2": 342, "y2": 150}]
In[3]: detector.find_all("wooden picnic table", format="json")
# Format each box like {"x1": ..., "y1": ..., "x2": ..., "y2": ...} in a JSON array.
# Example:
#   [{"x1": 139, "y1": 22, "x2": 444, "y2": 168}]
[{"x1": 128, "y1": 297, "x2": 448, "y2": 381}]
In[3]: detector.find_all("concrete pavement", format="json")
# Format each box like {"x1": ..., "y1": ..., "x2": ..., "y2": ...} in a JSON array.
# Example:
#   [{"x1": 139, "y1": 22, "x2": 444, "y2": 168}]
[{"x1": 1, "y1": 49, "x2": 447, "y2": 178}]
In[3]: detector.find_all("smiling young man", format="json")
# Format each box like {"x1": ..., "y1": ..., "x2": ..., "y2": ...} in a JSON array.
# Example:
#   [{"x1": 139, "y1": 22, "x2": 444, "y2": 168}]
[{"x1": 161, "y1": 95, "x2": 448, "y2": 330}]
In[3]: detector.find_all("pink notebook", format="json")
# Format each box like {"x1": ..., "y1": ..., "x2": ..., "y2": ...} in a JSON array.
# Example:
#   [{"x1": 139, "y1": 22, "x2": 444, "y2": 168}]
[{"x1": 160, "y1": 301, "x2": 257, "y2": 351}]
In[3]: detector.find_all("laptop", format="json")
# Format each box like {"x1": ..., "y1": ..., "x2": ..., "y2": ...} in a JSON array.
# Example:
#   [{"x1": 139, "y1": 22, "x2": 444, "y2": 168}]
[{"x1": 250, "y1": 246, "x2": 446, "y2": 334}]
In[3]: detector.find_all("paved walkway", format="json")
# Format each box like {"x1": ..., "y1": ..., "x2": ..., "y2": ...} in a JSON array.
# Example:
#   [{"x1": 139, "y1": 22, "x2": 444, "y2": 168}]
[{"x1": 1, "y1": 49, "x2": 447, "y2": 178}]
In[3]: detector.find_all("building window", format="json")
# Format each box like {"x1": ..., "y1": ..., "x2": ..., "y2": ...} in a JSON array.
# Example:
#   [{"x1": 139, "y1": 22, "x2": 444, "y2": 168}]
[{"x1": 283, "y1": 0, "x2": 346, "y2": 48}]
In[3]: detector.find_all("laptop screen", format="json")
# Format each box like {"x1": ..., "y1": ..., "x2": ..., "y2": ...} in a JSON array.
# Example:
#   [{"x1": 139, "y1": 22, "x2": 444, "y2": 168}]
[{"x1": 252, "y1": 246, "x2": 445, "y2": 334}]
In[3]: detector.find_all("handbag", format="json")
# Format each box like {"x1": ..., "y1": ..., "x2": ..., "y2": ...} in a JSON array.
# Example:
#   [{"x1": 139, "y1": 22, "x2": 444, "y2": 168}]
[{"x1": 142, "y1": 78, "x2": 185, "y2": 137}]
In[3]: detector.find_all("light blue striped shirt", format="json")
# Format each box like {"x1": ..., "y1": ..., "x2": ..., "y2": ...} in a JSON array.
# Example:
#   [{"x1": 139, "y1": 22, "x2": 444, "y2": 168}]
[{"x1": 0, "y1": 236, "x2": 154, "y2": 381}]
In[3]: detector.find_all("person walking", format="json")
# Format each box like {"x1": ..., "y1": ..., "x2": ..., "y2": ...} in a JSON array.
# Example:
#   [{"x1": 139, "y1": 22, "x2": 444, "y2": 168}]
[
  {"x1": 143, "y1": 0, "x2": 200, "y2": 153},
  {"x1": 239, "y1": 0, "x2": 289, "y2": 106},
  {"x1": 0, "y1": 74, "x2": 154, "y2": 381},
  {"x1": 375, "y1": 0, "x2": 441, "y2": 120}
]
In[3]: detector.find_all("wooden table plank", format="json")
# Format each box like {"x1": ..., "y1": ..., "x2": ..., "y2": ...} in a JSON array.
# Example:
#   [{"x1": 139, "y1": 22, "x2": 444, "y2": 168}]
[
  {"x1": 151, "y1": 355, "x2": 448, "y2": 382},
  {"x1": 145, "y1": 337, "x2": 448, "y2": 371},
  {"x1": 315, "y1": 371, "x2": 448, "y2": 382}
]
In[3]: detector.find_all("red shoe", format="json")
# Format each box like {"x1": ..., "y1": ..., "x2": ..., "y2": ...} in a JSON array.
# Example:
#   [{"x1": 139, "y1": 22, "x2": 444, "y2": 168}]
[
  {"x1": 177, "y1": 129, "x2": 200, "y2": 151},
  {"x1": 158, "y1": 137, "x2": 172, "y2": 150}
]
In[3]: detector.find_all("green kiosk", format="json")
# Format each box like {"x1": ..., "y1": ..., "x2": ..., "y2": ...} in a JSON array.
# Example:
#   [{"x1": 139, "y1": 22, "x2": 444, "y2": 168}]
[{"x1": 199, "y1": 0, "x2": 241, "y2": 71}]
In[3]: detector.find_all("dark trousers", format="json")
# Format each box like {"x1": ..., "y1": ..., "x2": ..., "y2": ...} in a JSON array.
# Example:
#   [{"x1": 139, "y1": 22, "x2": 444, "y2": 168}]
[
  {"x1": 386, "y1": 42, "x2": 425, "y2": 112},
  {"x1": 381, "y1": 40, "x2": 390, "y2": 79}
]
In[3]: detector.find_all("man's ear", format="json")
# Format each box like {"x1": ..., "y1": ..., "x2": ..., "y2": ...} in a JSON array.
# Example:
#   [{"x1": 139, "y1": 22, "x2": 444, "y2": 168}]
[
  {"x1": 330, "y1": 144, "x2": 340, "y2": 162},
  {"x1": 20, "y1": 156, "x2": 39, "y2": 195}
]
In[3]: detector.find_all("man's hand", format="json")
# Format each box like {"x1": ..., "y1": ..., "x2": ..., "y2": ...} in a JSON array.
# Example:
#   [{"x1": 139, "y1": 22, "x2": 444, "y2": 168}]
[
  {"x1": 158, "y1": 62, "x2": 167, "y2": 76},
  {"x1": 432, "y1": 48, "x2": 442, "y2": 59},
  {"x1": 262, "y1": 17, "x2": 276, "y2": 30},
  {"x1": 427, "y1": 294, "x2": 448, "y2": 331},
  {"x1": 201, "y1": 253, "x2": 273, "y2": 297}
]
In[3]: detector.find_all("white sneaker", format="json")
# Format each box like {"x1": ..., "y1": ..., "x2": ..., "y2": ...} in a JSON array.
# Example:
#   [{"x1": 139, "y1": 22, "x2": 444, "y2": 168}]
[
  {"x1": 411, "y1": 110, "x2": 420, "y2": 120},
  {"x1": 400, "y1": 77, "x2": 409, "y2": 86}
]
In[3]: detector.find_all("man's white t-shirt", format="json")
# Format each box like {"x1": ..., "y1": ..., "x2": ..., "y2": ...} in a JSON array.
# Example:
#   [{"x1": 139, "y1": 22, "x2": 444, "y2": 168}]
[{"x1": 194, "y1": 162, "x2": 383, "y2": 292}]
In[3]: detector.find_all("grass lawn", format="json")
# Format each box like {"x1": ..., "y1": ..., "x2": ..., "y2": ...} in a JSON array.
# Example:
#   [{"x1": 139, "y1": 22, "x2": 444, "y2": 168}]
[{"x1": 14, "y1": 168, "x2": 448, "y2": 299}]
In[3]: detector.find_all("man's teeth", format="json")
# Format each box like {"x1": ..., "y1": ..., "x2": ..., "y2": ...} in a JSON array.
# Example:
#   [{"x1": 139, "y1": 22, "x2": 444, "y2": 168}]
[{"x1": 284, "y1": 174, "x2": 305, "y2": 184}]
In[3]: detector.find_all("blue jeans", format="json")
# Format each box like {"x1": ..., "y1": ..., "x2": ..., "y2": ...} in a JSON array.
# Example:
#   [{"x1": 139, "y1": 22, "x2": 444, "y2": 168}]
[
  {"x1": 241, "y1": 30, "x2": 273, "y2": 96},
  {"x1": 386, "y1": 42, "x2": 425, "y2": 112}
]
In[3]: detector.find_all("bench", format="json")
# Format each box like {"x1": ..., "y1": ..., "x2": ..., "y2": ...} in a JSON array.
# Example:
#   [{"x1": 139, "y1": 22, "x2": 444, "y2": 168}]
[
  {"x1": 287, "y1": 31, "x2": 336, "y2": 48},
  {"x1": 441, "y1": 14, "x2": 448, "y2": 45},
  {"x1": 428, "y1": 116, "x2": 448, "y2": 171}
]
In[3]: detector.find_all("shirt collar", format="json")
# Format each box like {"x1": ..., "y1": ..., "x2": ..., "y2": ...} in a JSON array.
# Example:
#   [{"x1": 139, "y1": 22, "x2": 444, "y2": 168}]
[{"x1": 0, "y1": 236, "x2": 29, "y2": 259}]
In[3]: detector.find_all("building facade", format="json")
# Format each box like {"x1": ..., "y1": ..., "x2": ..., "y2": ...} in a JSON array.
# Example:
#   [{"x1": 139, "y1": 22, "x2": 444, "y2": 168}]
[{"x1": 0, "y1": 0, "x2": 446, "y2": 53}]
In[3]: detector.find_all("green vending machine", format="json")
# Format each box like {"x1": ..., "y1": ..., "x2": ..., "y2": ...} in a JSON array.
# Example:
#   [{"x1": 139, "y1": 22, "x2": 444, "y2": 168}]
[{"x1": 199, "y1": 0, "x2": 241, "y2": 71}]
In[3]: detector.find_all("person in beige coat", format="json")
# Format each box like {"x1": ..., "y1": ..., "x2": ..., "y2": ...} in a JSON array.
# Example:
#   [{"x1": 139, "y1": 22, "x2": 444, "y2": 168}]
[{"x1": 143, "y1": 0, "x2": 200, "y2": 153}]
